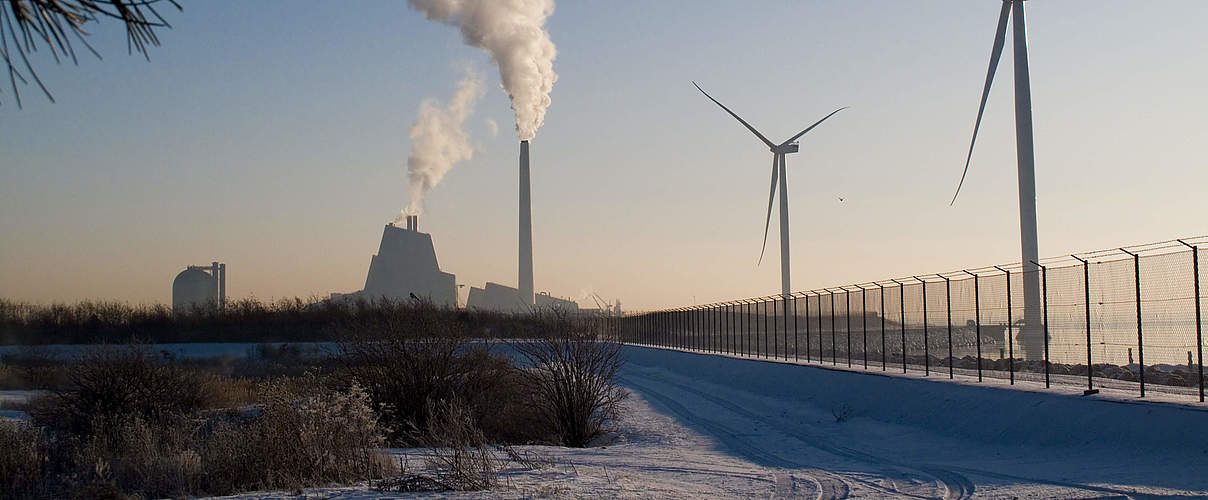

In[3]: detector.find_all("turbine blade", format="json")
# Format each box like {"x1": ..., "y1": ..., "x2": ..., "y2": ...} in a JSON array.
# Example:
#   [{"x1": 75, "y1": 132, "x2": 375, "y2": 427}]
[
  {"x1": 693, "y1": 81, "x2": 776, "y2": 149},
  {"x1": 780, "y1": 107, "x2": 849, "y2": 147},
  {"x1": 759, "y1": 154, "x2": 779, "y2": 266},
  {"x1": 951, "y1": 0, "x2": 1012, "y2": 206}
]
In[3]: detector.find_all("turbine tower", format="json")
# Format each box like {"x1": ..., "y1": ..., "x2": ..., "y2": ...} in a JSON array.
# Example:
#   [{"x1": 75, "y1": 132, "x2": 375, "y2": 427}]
[
  {"x1": 949, "y1": 0, "x2": 1043, "y2": 359},
  {"x1": 694, "y1": 82, "x2": 845, "y2": 298}
]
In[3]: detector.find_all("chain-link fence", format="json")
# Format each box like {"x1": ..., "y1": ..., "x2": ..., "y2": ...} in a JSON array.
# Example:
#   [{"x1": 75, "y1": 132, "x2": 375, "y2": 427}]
[{"x1": 615, "y1": 237, "x2": 1208, "y2": 402}]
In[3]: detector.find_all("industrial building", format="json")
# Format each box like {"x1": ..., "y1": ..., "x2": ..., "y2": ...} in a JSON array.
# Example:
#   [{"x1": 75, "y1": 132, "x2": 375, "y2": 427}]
[
  {"x1": 359, "y1": 216, "x2": 457, "y2": 307},
  {"x1": 172, "y1": 262, "x2": 225, "y2": 312},
  {"x1": 465, "y1": 282, "x2": 577, "y2": 313}
]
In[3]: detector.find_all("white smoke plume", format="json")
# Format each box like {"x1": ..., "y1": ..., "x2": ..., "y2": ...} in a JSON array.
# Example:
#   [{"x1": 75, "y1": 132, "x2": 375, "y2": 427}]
[
  {"x1": 407, "y1": 0, "x2": 558, "y2": 141},
  {"x1": 398, "y1": 70, "x2": 485, "y2": 218}
]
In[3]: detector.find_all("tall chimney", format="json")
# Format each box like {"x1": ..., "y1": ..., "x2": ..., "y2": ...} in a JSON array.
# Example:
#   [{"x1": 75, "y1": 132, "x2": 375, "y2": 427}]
[
  {"x1": 211, "y1": 261, "x2": 220, "y2": 307},
  {"x1": 519, "y1": 140, "x2": 534, "y2": 307},
  {"x1": 219, "y1": 263, "x2": 226, "y2": 309}
]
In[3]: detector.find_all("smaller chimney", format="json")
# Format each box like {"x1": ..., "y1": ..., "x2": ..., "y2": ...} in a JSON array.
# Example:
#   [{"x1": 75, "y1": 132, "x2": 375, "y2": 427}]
[{"x1": 405, "y1": 215, "x2": 418, "y2": 232}]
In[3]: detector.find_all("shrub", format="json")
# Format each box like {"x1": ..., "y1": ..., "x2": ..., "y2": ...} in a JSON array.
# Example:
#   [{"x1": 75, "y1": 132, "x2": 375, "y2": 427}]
[
  {"x1": 405, "y1": 398, "x2": 500, "y2": 491},
  {"x1": 0, "y1": 420, "x2": 47, "y2": 499},
  {"x1": 513, "y1": 310, "x2": 627, "y2": 447},
  {"x1": 199, "y1": 376, "x2": 395, "y2": 494},
  {"x1": 29, "y1": 345, "x2": 219, "y2": 436},
  {"x1": 8, "y1": 346, "x2": 393, "y2": 497},
  {"x1": 340, "y1": 302, "x2": 521, "y2": 444},
  {"x1": 69, "y1": 414, "x2": 203, "y2": 499}
]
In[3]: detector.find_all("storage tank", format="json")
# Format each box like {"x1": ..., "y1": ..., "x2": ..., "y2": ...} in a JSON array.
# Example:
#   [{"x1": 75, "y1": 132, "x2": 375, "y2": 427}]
[{"x1": 172, "y1": 266, "x2": 219, "y2": 312}]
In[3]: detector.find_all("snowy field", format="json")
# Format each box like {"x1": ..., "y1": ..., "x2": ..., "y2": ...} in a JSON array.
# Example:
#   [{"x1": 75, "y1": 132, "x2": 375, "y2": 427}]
[{"x1": 207, "y1": 345, "x2": 1208, "y2": 499}]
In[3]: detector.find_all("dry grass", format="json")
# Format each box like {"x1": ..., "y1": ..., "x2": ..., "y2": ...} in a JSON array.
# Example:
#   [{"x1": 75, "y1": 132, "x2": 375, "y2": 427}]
[
  {"x1": 0, "y1": 420, "x2": 47, "y2": 499},
  {"x1": 2, "y1": 346, "x2": 395, "y2": 499}
]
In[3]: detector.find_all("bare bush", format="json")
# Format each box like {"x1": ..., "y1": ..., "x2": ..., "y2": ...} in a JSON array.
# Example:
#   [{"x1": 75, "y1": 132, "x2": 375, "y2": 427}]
[
  {"x1": 29, "y1": 345, "x2": 219, "y2": 435},
  {"x1": 405, "y1": 398, "x2": 501, "y2": 491},
  {"x1": 340, "y1": 301, "x2": 522, "y2": 445},
  {"x1": 6, "y1": 348, "x2": 393, "y2": 497},
  {"x1": 513, "y1": 310, "x2": 627, "y2": 447}
]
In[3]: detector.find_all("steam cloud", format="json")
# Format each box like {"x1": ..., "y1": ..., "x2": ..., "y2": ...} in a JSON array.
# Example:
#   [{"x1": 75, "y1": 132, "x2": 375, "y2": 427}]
[
  {"x1": 407, "y1": 0, "x2": 558, "y2": 141},
  {"x1": 399, "y1": 71, "x2": 485, "y2": 218}
]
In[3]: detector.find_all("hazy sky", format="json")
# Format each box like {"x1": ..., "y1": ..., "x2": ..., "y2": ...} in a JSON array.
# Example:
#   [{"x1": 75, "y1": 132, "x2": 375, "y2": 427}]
[{"x1": 2, "y1": 1, "x2": 1206, "y2": 311}]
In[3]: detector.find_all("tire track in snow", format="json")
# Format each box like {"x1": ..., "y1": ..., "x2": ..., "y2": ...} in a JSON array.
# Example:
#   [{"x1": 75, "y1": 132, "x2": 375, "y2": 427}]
[
  {"x1": 805, "y1": 473, "x2": 850, "y2": 500},
  {"x1": 621, "y1": 377, "x2": 850, "y2": 500},
  {"x1": 631, "y1": 369, "x2": 1163, "y2": 499},
  {"x1": 625, "y1": 371, "x2": 970, "y2": 499}
]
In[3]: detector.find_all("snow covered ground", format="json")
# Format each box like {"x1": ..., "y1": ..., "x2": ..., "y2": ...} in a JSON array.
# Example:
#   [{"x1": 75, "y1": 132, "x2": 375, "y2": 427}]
[{"x1": 224, "y1": 345, "x2": 1208, "y2": 499}]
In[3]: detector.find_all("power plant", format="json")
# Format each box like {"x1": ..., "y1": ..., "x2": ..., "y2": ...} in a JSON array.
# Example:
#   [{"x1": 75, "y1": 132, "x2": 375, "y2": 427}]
[
  {"x1": 357, "y1": 216, "x2": 457, "y2": 307},
  {"x1": 172, "y1": 262, "x2": 226, "y2": 312}
]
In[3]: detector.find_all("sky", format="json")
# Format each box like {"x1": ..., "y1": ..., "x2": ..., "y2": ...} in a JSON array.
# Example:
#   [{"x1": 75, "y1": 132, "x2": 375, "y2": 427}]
[{"x1": 1, "y1": 1, "x2": 1206, "y2": 311}]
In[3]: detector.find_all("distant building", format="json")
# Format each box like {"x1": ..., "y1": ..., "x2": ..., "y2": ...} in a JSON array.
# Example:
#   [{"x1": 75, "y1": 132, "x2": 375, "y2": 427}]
[
  {"x1": 172, "y1": 262, "x2": 225, "y2": 312},
  {"x1": 360, "y1": 217, "x2": 456, "y2": 307},
  {"x1": 466, "y1": 282, "x2": 578, "y2": 313}
]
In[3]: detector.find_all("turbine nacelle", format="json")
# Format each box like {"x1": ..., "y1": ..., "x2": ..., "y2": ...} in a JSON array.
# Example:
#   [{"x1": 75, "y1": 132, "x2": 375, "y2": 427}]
[{"x1": 772, "y1": 143, "x2": 799, "y2": 154}]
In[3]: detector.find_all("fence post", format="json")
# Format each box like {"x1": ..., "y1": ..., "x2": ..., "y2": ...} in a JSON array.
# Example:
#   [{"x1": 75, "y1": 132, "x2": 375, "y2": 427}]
[
  {"x1": 941, "y1": 274, "x2": 954, "y2": 379},
  {"x1": 1179, "y1": 240, "x2": 1203, "y2": 402},
  {"x1": 859, "y1": 285, "x2": 869, "y2": 369},
  {"x1": 678, "y1": 308, "x2": 684, "y2": 350},
  {"x1": 994, "y1": 266, "x2": 1014, "y2": 384},
  {"x1": 829, "y1": 291, "x2": 838, "y2": 365},
  {"x1": 655, "y1": 312, "x2": 660, "y2": 348},
  {"x1": 1120, "y1": 248, "x2": 1144, "y2": 397},
  {"x1": 818, "y1": 292, "x2": 825, "y2": 363},
  {"x1": 720, "y1": 303, "x2": 726, "y2": 354},
  {"x1": 747, "y1": 299, "x2": 753, "y2": 357},
  {"x1": 772, "y1": 297, "x2": 779, "y2": 360},
  {"x1": 705, "y1": 304, "x2": 715, "y2": 355},
  {"x1": 818, "y1": 293, "x2": 826, "y2": 363},
  {"x1": 793, "y1": 295, "x2": 800, "y2": 361},
  {"x1": 843, "y1": 288, "x2": 851, "y2": 367},
  {"x1": 891, "y1": 279, "x2": 906, "y2": 373},
  {"x1": 879, "y1": 283, "x2": 887, "y2": 371},
  {"x1": 962, "y1": 270, "x2": 983, "y2": 382},
  {"x1": 714, "y1": 304, "x2": 719, "y2": 354},
  {"x1": 695, "y1": 306, "x2": 701, "y2": 352},
  {"x1": 1033, "y1": 260, "x2": 1051, "y2": 389},
  {"x1": 785, "y1": 295, "x2": 791, "y2": 361},
  {"x1": 757, "y1": 298, "x2": 764, "y2": 359},
  {"x1": 915, "y1": 276, "x2": 929, "y2": 376},
  {"x1": 766, "y1": 297, "x2": 773, "y2": 359},
  {"x1": 1071, "y1": 254, "x2": 1097, "y2": 395},
  {"x1": 804, "y1": 294, "x2": 812, "y2": 362}
]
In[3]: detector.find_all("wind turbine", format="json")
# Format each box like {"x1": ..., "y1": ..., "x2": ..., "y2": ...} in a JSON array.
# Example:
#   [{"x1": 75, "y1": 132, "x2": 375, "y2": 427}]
[
  {"x1": 693, "y1": 82, "x2": 845, "y2": 298},
  {"x1": 949, "y1": 0, "x2": 1043, "y2": 359}
]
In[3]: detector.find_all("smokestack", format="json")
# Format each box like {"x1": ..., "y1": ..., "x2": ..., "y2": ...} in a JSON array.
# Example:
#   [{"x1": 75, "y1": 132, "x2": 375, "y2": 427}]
[
  {"x1": 219, "y1": 263, "x2": 226, "y2": 309},
  {"x1": 519, "y1": 140, "x2": 534, "y2": 306},
  {"x1": 406, "y1": 215, "x2": 418, "y2": 232},
  {"x1": 211, "y1": 262, "x2": 220, "y2": 307}
]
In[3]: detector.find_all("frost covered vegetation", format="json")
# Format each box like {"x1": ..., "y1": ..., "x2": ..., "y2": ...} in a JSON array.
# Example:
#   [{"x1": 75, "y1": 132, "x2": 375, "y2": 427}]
[{"x1": 0, "y1": 303, "x2": 626, "y2": 498}]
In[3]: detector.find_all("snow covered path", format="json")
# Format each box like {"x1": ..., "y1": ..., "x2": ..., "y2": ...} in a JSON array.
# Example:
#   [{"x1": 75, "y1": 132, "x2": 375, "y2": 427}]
[
  {"x1": 229, "y1": 346, "x2": 1208, "y2": 498},
  {"x1": 616, "y1": 346, "x2": 1208, "y2": 499}
]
